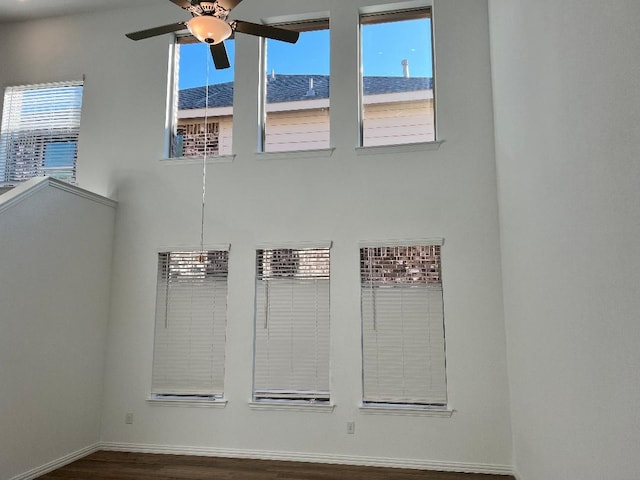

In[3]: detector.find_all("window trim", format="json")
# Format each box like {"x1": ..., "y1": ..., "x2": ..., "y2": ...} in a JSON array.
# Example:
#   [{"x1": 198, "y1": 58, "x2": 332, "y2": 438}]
[
  {"x1": 249, "y1": 400, "x2": 335, "y2": 413},
  {"x1": 358, "y1": 2, "x2": 437, "y2": 147},
  {"x1": 359, "y1": 403, "x2": 453, "y2": 417},
  {"x1": 151, "y1": 246, "x2": 231, "y2": 401},
  {"x1": 166, "y1": 33, "x2": 235, "y2": 159},
  {"x1": 252, "y1": 242, "x2": 332, "y2": 404},
  {"x1": 159, "y1": 154, "x2": 236, "y2": 165},
  {"x1": 0, "y1": 80, "x2": 84, "y2": 187},
  {"x1": 165, "y1": 39, "x2": 180, "y2": 159},
  {"x1": 355, "y1": 140, "x2": 444, "y2": 156},
  {"x1": 147, "y1": 396, "x2": 228, "y2": 408},
  {"x1": 359, "y1": 239, "x2": 448, "y2": 409},
  {"x1": 258, "y1": 17, "x2": 331, "y2": 154},
  {"x1": 254, "y1": 147, "x2": 335, "y2": 161}
]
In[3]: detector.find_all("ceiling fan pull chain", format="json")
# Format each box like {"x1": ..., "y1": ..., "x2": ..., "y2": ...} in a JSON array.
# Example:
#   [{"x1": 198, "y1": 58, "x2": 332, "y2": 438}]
[{"x1": 200, "y1": 44, "x2": 211, "y2": 258}]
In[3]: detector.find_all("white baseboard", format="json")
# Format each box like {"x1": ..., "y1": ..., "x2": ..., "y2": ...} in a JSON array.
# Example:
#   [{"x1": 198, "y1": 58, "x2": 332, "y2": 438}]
[
  {"x1": 8, "y1": 444, "x2": 100, "y2": 480},
  {"x1": 100, "y1": 442, "x2": 515, "y2": 476}
]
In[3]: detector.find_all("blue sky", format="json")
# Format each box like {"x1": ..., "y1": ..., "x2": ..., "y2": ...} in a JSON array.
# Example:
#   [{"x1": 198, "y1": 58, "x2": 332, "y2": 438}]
[{"x1": 178, "y1": 18, "x2": 432, "y2": 89}]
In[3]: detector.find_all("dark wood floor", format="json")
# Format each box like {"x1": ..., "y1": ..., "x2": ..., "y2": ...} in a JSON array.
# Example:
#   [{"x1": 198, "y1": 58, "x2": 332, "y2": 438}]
[{"x1": 37, "y1": 451, "x2": 514, "y2": 480}]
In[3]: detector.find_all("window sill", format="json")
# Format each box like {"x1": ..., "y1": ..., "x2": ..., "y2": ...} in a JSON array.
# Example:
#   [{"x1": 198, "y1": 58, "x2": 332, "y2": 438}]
[
  {"x1": 249, "y1": 401, "x2": 335, "y2": 413},
  {"x1": 255, "y1": 148, "x2": 335, "y2": 161},
  {"x1": 160, "y1": 154, "x2": 236, "y2": 165},
  {"x1": 355, "y1": 140, "x2": 444, "y2": 156},
  {"x1": 147, "y1": 397, "x2": 228, "y2": 408},
  {"x1": 359, "y1": 404, "x2": 453, "y2": 417}
]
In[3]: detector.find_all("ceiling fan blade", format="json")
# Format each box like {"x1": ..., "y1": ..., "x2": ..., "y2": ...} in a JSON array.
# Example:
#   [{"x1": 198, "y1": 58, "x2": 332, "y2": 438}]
[
  {"x1": 217, "y1": 0, "x2": 244, "y2": 11},
  {"x1": 234, "y1": 20, "x2": 299, "y2": 44},
  {"x1": 126, "y1": 22, "x2": 186, "y2": 41},
  {"x1": 210, "y1": 42, "x2": 231, "y2": 69},
  {"x1": 168, "y1": 0, "x2": 191, "y2": 8}
]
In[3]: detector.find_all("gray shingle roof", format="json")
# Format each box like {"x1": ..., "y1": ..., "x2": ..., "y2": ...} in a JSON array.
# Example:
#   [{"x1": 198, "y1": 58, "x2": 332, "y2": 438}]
[{"x1": 178, "y1": 74, "x2": 432, "y2": 110}]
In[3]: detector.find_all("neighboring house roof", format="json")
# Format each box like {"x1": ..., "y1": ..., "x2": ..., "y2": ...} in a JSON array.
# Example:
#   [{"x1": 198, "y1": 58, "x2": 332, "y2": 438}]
[{"x1": 178, "y1": 74, "x2": 433, "y2": 110}]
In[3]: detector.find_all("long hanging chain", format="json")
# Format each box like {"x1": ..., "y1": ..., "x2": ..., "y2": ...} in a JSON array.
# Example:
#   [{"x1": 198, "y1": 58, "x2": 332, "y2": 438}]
[{"x1": 200, "y1": 46, "x2": 210, "y2": 260}]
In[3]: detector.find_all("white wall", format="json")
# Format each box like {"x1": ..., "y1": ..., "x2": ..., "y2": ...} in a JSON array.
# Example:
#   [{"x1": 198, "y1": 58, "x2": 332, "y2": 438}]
[
  {"x1": 0, "y1": 0, "x2": 513, "y2": 473},
  {"x1": 0, "y1": 180, "x2": 116, "y2": 479},
  {"x1": 489, "y1": 1, "x2": 640, "y2": 479}
]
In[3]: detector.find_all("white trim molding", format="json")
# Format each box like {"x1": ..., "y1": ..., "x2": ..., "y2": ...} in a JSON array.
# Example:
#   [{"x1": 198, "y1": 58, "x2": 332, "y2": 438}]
[
  {"x1": 255, "y1": 148, "x2": 335, "y2": 161},
  {"x1": 8, "y1": 444, "x2": 100, "y2": 480},
  {"x1": 99, "y1": 442, "x2": 514, "y2": 477},
  {"x1": 160, "y1": 154, "x2": 236, "y2": 165},
  {"x1": 359, "y1": 404, "x2": 454, "y2": 417},
  {"x1": 15, "y1": 442, "x2": 515, "y2": 478},
  {"x1": 255, "y1": 240, "x2": 333, "y2": 250},
  {"x1": 147, "y1": 398, "x2": 228, "y2": 408},
  {"x1": 248, "y1": 401, "x2": 336, "y2": 413},
  {"x1": 356, "y1": 140, "x2": 444, "y2": 156},
  {"x1": 359, "y1": 0, "x2": 433, "y2": 16},
  {"x1": 359, "y1": 237, "x2": 444, "y2": 248},
  {"x1": 0, "y1": 176, "x2": 116, "y2": 215},
  {"x1": 156, "y1": 244, "x2": 231, "y2": 253}
]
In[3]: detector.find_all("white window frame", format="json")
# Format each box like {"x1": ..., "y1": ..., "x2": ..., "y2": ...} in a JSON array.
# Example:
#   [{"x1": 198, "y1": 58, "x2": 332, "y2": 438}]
[
  {"x1": 166, "y1": 34, "x2": 235, "y2": 161},
  {"x1": 150, "y1": 247, "x2": 230, "y2": 406},
  {"x1": 359, "y1": 239, "x2": 450, "y2": 415},
  {"x1": 358, "y1": 2, "x2": 436, "y2": 148},
  {"x1": 251, "y1": 242, "x2": 332, "y2": 410},
  {"x1": 258, "y1": 18, "x2": 331, "y2": 154},
  {"x1": 0, "y1": 80, "x2": 84, "y2": 187}
]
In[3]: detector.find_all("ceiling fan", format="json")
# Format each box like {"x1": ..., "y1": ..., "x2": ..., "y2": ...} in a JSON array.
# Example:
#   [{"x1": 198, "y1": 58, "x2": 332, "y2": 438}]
[{"x1": 126, "y1": 0, "x2": 299, "y2": 69}]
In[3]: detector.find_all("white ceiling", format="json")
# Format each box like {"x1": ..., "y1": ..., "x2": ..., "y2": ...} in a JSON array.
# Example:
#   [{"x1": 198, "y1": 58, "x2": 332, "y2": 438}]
[{"x1": 0, "y1": 0, "x2": 159, "y2": 23}]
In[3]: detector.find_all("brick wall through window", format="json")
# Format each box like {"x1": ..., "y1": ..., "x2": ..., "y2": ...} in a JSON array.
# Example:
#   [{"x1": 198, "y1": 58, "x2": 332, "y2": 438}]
[{"x1": 175, "y1": 121, "x2": 220, "y2": 157}]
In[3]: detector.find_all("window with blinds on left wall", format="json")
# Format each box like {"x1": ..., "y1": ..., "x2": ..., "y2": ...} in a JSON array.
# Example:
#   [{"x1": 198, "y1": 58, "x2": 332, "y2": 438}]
[
  {"x1": 0, "y1": 80, "x2": 84, "y2": 187},
  {"x1": 151, "y1": 250, "x2": 229, "y2": 403}
]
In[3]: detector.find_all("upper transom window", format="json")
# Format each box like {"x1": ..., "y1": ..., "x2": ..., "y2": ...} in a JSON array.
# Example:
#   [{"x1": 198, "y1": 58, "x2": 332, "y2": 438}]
[
  {"x1": 359, "y1": 7, "x2": 435, "y2": 147},
  {"x1": 260, "y1": 19, "x2": 330, "y2": 153},
  {"x1": 169, "y1": 36, "x2": 235, "y2": 159}
]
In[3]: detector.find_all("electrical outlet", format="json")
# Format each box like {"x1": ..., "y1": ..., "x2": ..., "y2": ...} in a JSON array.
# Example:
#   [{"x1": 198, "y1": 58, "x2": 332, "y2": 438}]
[
  {"x1": 125, "y1": 413, "x2": 134, "y2": 425},
  {"x1": 346, "y1": 421, "x2": 355, "y2": 434}
]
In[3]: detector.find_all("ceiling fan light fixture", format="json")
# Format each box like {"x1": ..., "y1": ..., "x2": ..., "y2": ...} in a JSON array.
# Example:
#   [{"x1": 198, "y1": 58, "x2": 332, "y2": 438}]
[{"x1": 187, "y1": 15, "x2": 232, "y2": 44}]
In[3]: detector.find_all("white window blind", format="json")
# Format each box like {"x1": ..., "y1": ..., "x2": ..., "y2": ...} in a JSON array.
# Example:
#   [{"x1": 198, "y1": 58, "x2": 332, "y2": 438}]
[
  {"x1": 152, "y1": 250, "x2": 229, "y2": 398},
  {"x1": 253, "y1": 247, "x2": 330, "y2": 401},
  {"x1": 0, "y1": 81, "x2": 83, "y2": 187},
  {"x1": 361, "y1": 244, "x2": 447, "y2": 406}
]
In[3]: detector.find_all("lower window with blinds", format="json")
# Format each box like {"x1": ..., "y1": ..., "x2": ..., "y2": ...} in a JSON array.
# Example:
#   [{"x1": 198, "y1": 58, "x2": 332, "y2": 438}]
[
  {"x1": 151, "y1": 250, "x2": 229, "y2": 402},
  {"x1": 253, "y1": 246, "x2": 331, "y2": 404},
  {"x1": 360, "y1": 242, "x2": 448, "y2": 409}
]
